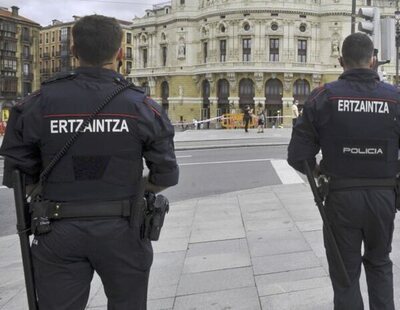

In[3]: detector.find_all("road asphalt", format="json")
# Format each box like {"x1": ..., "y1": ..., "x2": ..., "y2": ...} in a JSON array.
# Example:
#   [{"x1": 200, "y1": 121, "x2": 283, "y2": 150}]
[{"x1": 1, "y1": 128, "x2": 400, "y2": 310}]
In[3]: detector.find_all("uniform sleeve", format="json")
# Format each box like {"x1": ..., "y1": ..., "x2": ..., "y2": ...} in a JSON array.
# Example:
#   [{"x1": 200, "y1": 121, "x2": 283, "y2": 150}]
[
  {"x1": 287, "y1": 88, "x2": 324, "y2": 174},
  {"x1": 0, "y1": 93, "x2": 42, "y2": 187},
  {"x1": 137, "y1": 97, "x2": 179, "y2": 187}
]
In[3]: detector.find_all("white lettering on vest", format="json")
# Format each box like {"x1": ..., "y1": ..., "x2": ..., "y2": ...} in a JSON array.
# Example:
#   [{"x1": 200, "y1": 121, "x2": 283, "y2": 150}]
[
  {"x1": 50, "y1": 119, "x2": 129, "y2": 134},
  {"x1": 337, "y1": 99, "x2": 389, "y2": 114},
  {"x1": 343, "y1": 147, "x2": 384, "y2": 155}
]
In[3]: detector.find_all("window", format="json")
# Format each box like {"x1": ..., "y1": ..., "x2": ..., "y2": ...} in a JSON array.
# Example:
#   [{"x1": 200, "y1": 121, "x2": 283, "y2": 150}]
[
  {"x1": 22, "y1": 27, "x2": 29, "y2": 41},
  {"x1": 52, "y1": 60, "x2": 55, "y2": 72},
  {"x1": 298, "y1": 39, "x2": 307, "y2": 63},
  {"x1": 126, "y1": 33, "x2": 132, "y2": 44},
  {"x1": 180, "y1": 0, "x2": 185, "y2": 4},
  {"x1": 39, "y1": 48, "x2": 42, "y2": 57},
  {"x1": 23, "y1": 82, "x2": 32, "y2": 97},
  {"x1": 39, "y1": 34, "x2": 42, "y2": 44},
  {"x1": 23, "y1": 63, "x2": 30, "y2": 75},
  {"x1": 52, "y1": 31, "x2": 55, "y2": 42},
  {"x1": 45, "y1": 33, "x2": 49, "y2": 43},
  {"x1": 51, "y1": 46, "x2": 55, "y2": 57},
  {"x1": 126, "y1": 61, "x2": 132, "y2": 74},
  {"x1": 242, "y1": 38, "x2": 251, "y2": 62},
  {"x1": 126, "y1": 47, "x2": 132, "y2": 59},
  {"x1": 162, "y1": 46, "x2": 167, "y2": 66},
  {"x1": 1, "y1": 78, "x2": 17, "y2": 93},
  {"x1": 23, "y1": 45, "x2": 30, "y2": 58},
  {"x1": 269, "y1": 38, "x2": 279, "y2": 62},
  {"x1": 203, "y1": 42, "x2": 208, "y2": 63},
  {"x1": 2, "y1": 59, "x2": 17, "y2": 71},
  {"x1": 58, "y1": 30, "x2": 61, "y2": 41},
  {"x1": 220, "y1": 40, "x2": 226, "y2": 62},
  {"x1": 143, "y1": 49, "x2": 148, "y2": 68}
]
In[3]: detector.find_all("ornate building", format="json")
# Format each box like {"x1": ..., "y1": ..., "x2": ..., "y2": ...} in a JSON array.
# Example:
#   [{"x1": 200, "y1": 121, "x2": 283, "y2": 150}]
[
  {"x1": 129, "y1": 0, "x2": 397, "y2": 126},
  {"x1": 0, "y1": 6, "x2": 40, "y2": 111},
  {"x1": 39, "y1": 17, "x2": 134, "y2": 83}
]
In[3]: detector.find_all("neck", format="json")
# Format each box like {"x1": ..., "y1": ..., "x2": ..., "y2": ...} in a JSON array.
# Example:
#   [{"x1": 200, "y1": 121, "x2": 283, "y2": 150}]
[{"x1": 78, "y1": 60, "x2": 118, "y2": 71}]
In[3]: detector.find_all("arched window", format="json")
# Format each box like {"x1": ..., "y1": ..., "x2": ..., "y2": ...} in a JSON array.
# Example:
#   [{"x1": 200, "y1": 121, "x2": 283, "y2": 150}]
[
  {"x1": 161, "y1": 81, "x2": 169, "y2": 112},
  {"x1": 217, "y1": 79, "x2": 230, "y2": 115},
  {"x1": 293, "y1": 79, "x2": 310, "y2": 105},
  {"x1": 265, "y1": 79, "x2": 283, "y2": 127},
  {"x1": 239, "y1": 78, "x2": 254, "y2": 109},
  {"x1": 265, "y1": 79, "x2": 283, "y2": 105}
]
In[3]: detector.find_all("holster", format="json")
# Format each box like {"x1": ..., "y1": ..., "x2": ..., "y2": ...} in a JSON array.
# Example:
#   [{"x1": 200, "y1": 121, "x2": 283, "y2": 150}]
[
  {"x1": 141, "y1": 192, "x2": 169, "y2": 241},
  {"x1": 30, "y1": 199, "x2": 52, "y2": 236}
]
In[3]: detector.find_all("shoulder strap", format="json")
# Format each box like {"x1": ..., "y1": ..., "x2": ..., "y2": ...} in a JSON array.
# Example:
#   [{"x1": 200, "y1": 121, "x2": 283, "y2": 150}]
[{"x1": 29, "y1": 80, "x2": 133, "y2": 198}]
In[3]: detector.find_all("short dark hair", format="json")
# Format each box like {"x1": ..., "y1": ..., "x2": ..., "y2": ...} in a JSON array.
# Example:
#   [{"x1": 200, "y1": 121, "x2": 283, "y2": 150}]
[
  {"x1": 72, "y1": 15, "x2": 123, "y2": 66},
  {"x1": 341, "y1": 32, "x2": 374, "y2": 68}
]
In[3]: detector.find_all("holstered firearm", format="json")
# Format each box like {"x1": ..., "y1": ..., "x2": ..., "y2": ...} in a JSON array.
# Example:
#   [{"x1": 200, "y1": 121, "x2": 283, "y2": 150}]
[
  {"x1": 12, "y1": 170, "x2": 38, "y2": 310},
  {"x1": 142, "y1": 192, "x2": 169, "y2": 241},
  {"x1": 303, "y1": 161, "x2": 351, "y2": 287}
]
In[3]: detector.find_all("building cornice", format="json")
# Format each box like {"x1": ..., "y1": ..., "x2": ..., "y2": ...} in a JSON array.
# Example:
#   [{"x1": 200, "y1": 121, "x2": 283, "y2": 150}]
[{"x1": 131, "y1": 9, "x2": 350, "y2": 29}]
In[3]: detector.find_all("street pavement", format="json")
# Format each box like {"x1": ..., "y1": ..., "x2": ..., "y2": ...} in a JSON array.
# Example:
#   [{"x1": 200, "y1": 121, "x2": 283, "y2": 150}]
[{"x1": 1, "y1": 129, "x2": 400, "y2": 309}]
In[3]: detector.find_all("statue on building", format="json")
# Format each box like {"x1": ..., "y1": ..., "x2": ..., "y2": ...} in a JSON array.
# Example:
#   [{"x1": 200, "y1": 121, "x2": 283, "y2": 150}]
[
  {"x1": 178, "y1": 39, "x2": 186, "y2": 59},
  {"x1": 331, "y1": 38, "x2": 340, "y2": 57}
]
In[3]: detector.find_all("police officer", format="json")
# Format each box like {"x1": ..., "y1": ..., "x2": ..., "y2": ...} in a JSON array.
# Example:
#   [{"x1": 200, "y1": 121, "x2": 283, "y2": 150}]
[
  {"x1": 0, "y1": 15, "x2": 179, "y2": 310},
  {"x1": 288, "y1": 33, "x2": 399, "y2": 310}
]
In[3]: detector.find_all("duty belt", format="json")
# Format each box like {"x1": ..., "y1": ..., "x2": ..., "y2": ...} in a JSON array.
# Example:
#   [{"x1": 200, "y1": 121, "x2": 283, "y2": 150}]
[
  {"x1": 35, "y1": 199, "x2": 132, "y2": 219},
  {"x1": 328, "y1": 178, "x2": 396, "y2": 191}
]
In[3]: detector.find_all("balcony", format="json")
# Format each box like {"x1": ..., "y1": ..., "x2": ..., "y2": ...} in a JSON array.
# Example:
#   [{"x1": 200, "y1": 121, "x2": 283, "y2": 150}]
[
  {"x1": 22, "y1": 54, "x2": 34, "y2": 61},
  {"x1": 40, "y1": 68, "x2": 50, "y2": 74},
  {"x1": 22, "y1": 35, "x2": 31, "y2": 43},
  {"x1": 23, "y1": 73, "x2": 34, "y2": 80},
  {"x1": 0, "y1": 32, "x2": 17, "y2": 41},
  {"x1": 126, "y1": 54, "x2": 133, "y2": 60},
  {"x1": 0, "y1": 90, "x2": 18, "y2": 98},
  {"x1": 0, "y1": 51, "x2": 17, "y2": 58},
  {"x1": 42, "y1": 53, "x2": 50, "y2": 59}
]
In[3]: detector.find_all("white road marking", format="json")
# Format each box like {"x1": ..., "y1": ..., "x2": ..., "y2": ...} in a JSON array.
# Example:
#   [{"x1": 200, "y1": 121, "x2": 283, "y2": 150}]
[
  {"x1": 176, "y1": 155, "x2": 192, "y2": 159},
  {"x1": 270, "y1": 159, "x2": 304, "y2": 184},
  {"x1": 179, "y1": 158, "x2": 274, "y2": 166}
]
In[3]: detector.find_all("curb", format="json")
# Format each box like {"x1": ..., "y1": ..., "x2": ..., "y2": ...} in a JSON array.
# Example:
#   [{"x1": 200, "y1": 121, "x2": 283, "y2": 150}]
[{"x1": 175, "y1": 142, "x2": 289, "y2": 151}]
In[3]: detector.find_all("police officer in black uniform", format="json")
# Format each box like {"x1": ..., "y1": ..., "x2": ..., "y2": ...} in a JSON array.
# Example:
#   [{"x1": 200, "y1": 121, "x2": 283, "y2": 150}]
[
  {"x1": 0, "y1": 15, "x2": 179, "y2": 310},
  {"x1": 288, "y1": 33, "x2": 399, "y2": 310}
]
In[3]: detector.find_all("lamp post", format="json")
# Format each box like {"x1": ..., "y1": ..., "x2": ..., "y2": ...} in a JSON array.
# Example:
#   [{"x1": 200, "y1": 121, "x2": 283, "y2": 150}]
[{"x1": 396, "y1": 6, "x2": 400, "y2": 87}]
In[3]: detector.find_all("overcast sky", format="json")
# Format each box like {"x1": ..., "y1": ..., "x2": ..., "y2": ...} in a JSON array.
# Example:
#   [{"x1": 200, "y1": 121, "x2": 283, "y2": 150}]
[{"x1": 1, "y1": 0, "x2": 162, "y2": 26}]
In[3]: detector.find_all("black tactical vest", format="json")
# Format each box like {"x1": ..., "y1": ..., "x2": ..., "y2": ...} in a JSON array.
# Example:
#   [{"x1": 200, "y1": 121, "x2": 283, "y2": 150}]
[
  {"x1": 319, "y1": 77, "x2": 400, "y2": 178},
  {"x1": 39, "y1": 71, "x2": 146, "y2": 201}
]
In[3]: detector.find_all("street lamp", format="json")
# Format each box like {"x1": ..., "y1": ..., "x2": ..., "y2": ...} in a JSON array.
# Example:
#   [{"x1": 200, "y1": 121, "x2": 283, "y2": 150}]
[{"x1": 395, "y1": 9, "x2": 400, "y2": 87}]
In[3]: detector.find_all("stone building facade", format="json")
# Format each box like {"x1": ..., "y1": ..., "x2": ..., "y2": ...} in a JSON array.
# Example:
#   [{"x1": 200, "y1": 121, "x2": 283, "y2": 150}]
[
  {"x1": 0, "y1": 6, "x2": 40, "y2": 113},
  {"x1": 129, "y1": 0, "x2": 398, "y2": 126},
  {"x1": 39, "y1": 17, "x2": 135, "y2": 83}
]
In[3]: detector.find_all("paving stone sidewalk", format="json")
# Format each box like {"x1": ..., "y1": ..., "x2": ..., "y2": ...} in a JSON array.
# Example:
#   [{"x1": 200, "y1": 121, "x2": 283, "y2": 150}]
[{"x1": 1, "y1": 183, "x2": 400, "y2": 309}]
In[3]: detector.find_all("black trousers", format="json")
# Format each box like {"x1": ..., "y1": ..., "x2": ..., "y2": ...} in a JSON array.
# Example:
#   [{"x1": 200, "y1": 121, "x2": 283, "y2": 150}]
[
  {"x1": 31, "y1": 218, "x2": 153, "y2": 310},
  {"x1": 324, "y1": 189, "x2": 396, "y2": 310},
  {"x1": 244, "y1": 117, "x2": 250, "y2": 132}
]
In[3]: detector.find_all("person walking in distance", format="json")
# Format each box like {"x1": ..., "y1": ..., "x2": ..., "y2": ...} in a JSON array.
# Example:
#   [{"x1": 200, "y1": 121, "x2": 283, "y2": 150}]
[
  {"x1": 0, "y1": 15, "x2": 179, "y2": 310},
  {"x1": 257, "y1": 110, "x2": 265, "y2": 133},
  {"x1": 288, "y1": 33, "x2": 399, "y2": 310},
  {"x1": 243, "y1": 105, "x2": 252, "y2": 132},
  {"x1": 292, "y1": 100, "x2": 299, "y2": 126}
]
